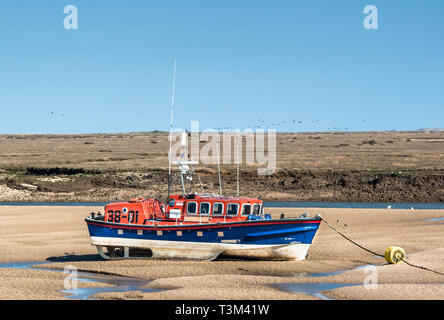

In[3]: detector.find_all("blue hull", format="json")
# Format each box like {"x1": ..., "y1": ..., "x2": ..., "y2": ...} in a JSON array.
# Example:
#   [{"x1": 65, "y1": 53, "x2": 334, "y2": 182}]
[{"x1": 86, "y1": 218, "x2": 321, "y2": 246}]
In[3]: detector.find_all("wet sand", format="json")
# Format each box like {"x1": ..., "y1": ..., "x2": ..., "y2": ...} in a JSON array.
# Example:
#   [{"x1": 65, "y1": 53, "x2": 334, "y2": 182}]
[{"x1": 0, "y1": 205, "x2": 443, "y2": 300}]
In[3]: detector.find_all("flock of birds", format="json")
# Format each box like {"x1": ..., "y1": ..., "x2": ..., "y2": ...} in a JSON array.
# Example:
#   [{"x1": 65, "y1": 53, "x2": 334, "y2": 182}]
[
  {"x1": 209, "y1": 118, "x2": 367, "y2": 132},
  {"x1": 50, "y1": 111, "x2": 367, "y2": 132},
  {"x1": 51, "y1": 111, "x2": 65, "y2": 118}
]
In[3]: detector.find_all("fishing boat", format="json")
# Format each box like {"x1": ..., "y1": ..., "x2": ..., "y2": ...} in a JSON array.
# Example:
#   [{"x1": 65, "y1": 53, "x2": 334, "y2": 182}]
[
  {"x1": 85, "y1": 60, "x2": 321, "y2": 260},
  {"x1": 85, "y1": 155, "x2": 321, "y2": 260}
]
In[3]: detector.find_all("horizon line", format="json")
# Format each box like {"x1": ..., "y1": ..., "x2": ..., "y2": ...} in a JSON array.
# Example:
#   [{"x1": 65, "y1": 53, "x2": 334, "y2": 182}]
[{"x1": 0, "y1": 128, "x2": 443, "y2": 136}]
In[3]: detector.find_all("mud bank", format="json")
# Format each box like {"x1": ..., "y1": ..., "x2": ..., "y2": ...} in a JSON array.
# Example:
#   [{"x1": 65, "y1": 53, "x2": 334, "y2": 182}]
[{"x1": 1, "y1": 169, "x2": 443, "y2": 202}]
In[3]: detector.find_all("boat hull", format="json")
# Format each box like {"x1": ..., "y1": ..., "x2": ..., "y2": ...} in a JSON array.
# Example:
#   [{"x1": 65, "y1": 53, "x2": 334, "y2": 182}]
[{"x1": 86, "y1": 218, "x2": 321, "y2": 261}]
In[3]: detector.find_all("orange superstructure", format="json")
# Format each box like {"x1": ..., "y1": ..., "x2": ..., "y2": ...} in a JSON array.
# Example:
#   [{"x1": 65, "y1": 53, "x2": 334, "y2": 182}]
[{"x1": 103, "y1": 194, "x2": 264, "y2": 226}]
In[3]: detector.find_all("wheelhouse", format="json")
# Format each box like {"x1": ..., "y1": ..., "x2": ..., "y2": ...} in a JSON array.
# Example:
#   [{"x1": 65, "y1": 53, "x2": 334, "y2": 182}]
[{"x1": 167, "y1": 193, "x2": 263, "y2": 221}]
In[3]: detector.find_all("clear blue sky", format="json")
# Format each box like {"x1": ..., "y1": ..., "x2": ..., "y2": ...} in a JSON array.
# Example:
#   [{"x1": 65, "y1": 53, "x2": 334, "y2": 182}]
[{"x1": 0, "y1": 0, "x2": 443, "y2": 134}]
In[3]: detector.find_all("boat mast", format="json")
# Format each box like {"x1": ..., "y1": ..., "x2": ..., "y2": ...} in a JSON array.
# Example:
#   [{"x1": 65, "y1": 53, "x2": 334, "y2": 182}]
[
  {"x1": 167, "y1": 58, "x2": 177, "y2": 201},
  {"x1": 165, "y1": 58, "x2": 204, "y2": 197},
  {"x1": 217, "y1": 141, "x2": 222, "y2": 195},
  {"x1": 236, "y1": 139, "x2": 240, "y2": 196},
  {"x1": 172, "y1": 132, "x2": 199, "y2": 196},
  {"x1": 179, "y1": 132, "x2": 188, "y2": 195}
]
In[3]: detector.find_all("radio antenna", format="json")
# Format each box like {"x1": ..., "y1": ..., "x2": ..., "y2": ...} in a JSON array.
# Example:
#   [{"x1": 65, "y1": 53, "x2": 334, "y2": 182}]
[{"x1": 167, "y1": 58, "x2": 177, "y2": 201}]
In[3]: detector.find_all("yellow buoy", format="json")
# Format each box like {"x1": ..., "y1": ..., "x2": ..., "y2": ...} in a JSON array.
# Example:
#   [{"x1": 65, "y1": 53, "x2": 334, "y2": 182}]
[{"x1": 385, "y1": 246, "x2": 406, "y2": 264}]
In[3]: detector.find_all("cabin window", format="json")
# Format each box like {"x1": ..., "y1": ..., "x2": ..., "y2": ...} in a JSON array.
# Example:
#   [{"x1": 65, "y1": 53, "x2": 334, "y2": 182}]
[
  {"x1": 227, "y1": 203, "x2": 239, "y2": 215},
  {"x1": 187, "y1": 202, "x2": 197, "y2": 214},
  {"x1": 241, "y1": 204, "x2": 251, "y2": 216},
  {"x1": 253, "y1": 204, "x2": 261, "y2": 215},
  {"x1": 213, "y1": 203, "x2": 224, "y2": 215},
  {"x1": 200, "y1": 202, "x2": 211, "y2": 215}
]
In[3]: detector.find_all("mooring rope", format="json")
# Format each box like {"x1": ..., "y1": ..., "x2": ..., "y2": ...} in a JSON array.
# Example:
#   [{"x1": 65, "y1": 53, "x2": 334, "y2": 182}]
[
  {"x1": 399, "y1": 258, "x2": 444, "y2": 276},
  {"x1": 321, "y1": 217, "x2": 384, "y2": 258},
  {"x1": 320, "y1": 217, "x2": 444, "y2": 277}
]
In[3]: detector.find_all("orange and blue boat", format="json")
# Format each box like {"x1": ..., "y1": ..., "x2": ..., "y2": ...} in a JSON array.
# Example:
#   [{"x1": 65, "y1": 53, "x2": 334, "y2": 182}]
[{"x1": 85, "y1": 192, "x2": 321, "y2": 260}]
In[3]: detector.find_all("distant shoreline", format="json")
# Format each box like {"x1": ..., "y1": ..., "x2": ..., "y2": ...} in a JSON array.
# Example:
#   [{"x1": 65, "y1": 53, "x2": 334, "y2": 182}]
[{"x1": 0, "y1": 129, "x2": 442, "y2": 136}]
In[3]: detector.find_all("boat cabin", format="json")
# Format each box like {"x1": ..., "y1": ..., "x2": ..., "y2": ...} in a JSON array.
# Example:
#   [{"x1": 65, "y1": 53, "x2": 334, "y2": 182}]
[
  {"x1": 102, "y1": 193, "x2": 264, "y2": 226},
  {"x1": 167, "y1": 193, "x2": 263, "y2": 223}
]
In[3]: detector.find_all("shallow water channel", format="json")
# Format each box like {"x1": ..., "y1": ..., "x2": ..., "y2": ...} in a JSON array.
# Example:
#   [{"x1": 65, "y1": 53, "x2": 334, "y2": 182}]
[
  {"x1": 0, "y1": 261, "x2": 163, "y2": 299},
  {"x1": 271, "y1": 265, "x2": 370, "y2": 300},
  {"x1": 0, "y1": 261, "x2": 370, "y2": 300}
]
